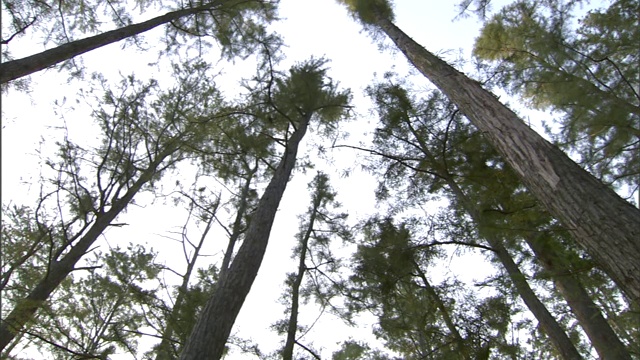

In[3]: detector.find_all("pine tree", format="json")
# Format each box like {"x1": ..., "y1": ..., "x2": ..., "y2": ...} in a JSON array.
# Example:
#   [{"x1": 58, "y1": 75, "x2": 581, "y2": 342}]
[
  {"x1": 278, "y1": 172, "x2": 351, "y2": 360},
  {"x1": 0, "y1": 61, "x2": 225, "y2": 352},
  {"x1": 179, "y1": 58, "x2": 352, "y2": 360},
  {"x1": 362, "y1": 80, "x2": 632, "y2": 358},
  {"x1": 335, "y1": 0, "x2": 640, "y2": 304}
]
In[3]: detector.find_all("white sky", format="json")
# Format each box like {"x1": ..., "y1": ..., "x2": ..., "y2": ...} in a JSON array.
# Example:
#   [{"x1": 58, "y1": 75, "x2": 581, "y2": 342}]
[{"x1": 1, "y1": 0, "x2": 556, "y2": 358}]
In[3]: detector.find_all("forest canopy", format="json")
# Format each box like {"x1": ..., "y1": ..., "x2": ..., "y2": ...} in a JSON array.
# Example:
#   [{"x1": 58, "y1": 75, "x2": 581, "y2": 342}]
[{"x1": 1, "y1": 0, "x2": 638, "y2": 359}]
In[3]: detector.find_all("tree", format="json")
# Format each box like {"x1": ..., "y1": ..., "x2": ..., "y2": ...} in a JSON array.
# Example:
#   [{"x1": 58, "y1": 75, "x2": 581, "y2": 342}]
[
  {"x1": 2, "y1": 244, "x2": 164, "y2": 359},
  {"x1": 153, "y1": 70, "x2": 288, "y2": 357},
  {"x1": 0, "y1": 61, "x2": 225, "y2": 352},
  {"x1": 336, "y1": 0, "x2": 640, "y2": 304},
  {"x1": 277, "y1": 172, "x2": 351, "y2": 360},
  {"x1": 0, "y1": 0, "x2": 278, "y2": 84},
  {"x1": 361, "y1": 80, "x2": 632, "y2": 358},
  {"x1": 179, "y1": 58, "x2": 352, "y2": 360},
  {"x1": 346, "y1": 216, "x2": 528, "y2": 359}
]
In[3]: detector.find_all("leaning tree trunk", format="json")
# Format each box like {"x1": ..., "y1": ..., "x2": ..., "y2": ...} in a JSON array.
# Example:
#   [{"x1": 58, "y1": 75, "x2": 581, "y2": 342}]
[
  {"x1": 179, "y1": 115, "x2": 311, "y2": 360},
  {"x1": 0, "y1": 0, "x2": 233, "y2": 84},
  {"x1": 0, "y1": 156, "x2": 167, "y2": 351},
  {"x1": 372, "y1": 14, "x2": 640, "y2": 304},
  {"x1": 525, "y1": 232, "x2": 631, "y2": 359},
  {"x1": 220, "y1": 160, "x2": 259, "y2": 275}
]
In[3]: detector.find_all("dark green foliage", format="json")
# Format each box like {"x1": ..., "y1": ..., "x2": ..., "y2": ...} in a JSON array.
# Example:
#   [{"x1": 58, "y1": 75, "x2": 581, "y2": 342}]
[
  {"x1": 7, "y1": 245, "x2": 163, "y2": 358},
  {"x1": 335, "y1": 0, "x2": 394, "y2": 25},
  {"x1": 347, "y1": 217, "x2": 522, "y2": 359},
  {"x1": 332, "y1": 340, "x2": 399, "y2": 360}
]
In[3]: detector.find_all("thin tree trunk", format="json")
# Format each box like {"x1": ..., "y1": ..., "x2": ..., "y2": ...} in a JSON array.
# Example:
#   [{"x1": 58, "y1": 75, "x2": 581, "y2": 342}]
[
  {"x1": 445, "y1": 180, "x2": 583, "y2": 360},
  {"x1": 525, "y1": 232, "x2": 631, "y2": 360},
  {"x1": 412, "y1": 261, "x2": 469, "y2": 359},
  {"x1": 400, "y1": 112, "x2": 581, "y2": 358},
  {"x1": 0, "y1": 155, "x2": 167, "y2": 351},
  {"x1": 220, "y1": 160, "x2": 259, "y2": 275},
  {"x1": 372, "y1": 14, "x2": 640, "y2": 304},
  {"x1": 0, "y1": 0, "x2": 230, "y2": 84},
  {"x1": 155, "y1": 203, "x2": 219, "y2": 360},
  {"x1": 179, "y1": 116, "x2": 311, "y2": 360},
  {"x1": 282, "y1": 196, "x2": 320, "y2": 360}
]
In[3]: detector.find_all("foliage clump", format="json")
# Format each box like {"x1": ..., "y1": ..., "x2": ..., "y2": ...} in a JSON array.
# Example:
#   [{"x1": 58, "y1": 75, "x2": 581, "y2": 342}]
[{"x1": 336, "y1": 0, "x2": 395, "y2": 25}]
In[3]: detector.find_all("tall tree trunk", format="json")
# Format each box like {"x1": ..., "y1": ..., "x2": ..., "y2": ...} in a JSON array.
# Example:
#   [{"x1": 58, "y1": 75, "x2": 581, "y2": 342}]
[
  {"x1": 525, "y1": 232, "x2": 631, "y2": 360},
  {"x1": 446, "y1": 180, "x2": 583, "y2": 360},
  {"x1": 282, "y1": 195, "x2": 320, "y2": 360},
  {"x1": 0, "y1": 155, "x2": 167, "y2": 351},
  {"x1": 0, "y1": 0, "x2": 231, "y2": 84},
  {"x1": 179, "y1": 116, "x2": 311, "y2": 360},
  {"x1": 372, "y1": 14, "x2": 640, "y2": 304}
]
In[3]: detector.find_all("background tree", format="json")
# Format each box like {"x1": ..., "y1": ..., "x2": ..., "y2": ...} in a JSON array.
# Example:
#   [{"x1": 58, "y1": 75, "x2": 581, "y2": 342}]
[
  {"x1": 179, "y1": 57, "x2": 352, "y2": 360},
  {"x1": 151, "y1": 189, "x2": 222, "y2": 360},
  {"x1": 0, "y1": 0, "x2": 279, "y2": 84},
  {"x1": 0, "y1": 60, "x2": 225, "y2": 353},
  {"x1": 2, "y1": 244, "x2": 164, "y2": 359},
  {"x1": 346, "y1": 216, "x2": 527, "y2": 359},
  {"x1": 276, "y1": 172, "x2": 351, "y2": 360}
]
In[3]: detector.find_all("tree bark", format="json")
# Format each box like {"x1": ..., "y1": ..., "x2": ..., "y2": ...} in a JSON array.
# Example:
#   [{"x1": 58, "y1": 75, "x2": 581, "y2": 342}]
[
  {"x1": 0, "y1": 0, "x2": 230, "y2": 84},
  {"x1": 0, "y1": 155, "x2": 167, "y2": 351},
  {"x1": 179, "y1": 116, "x2": 311, "y2": 360},
  {"x1": 373, "y1": 15, "x2": 640, "y2": 304},
  {"x1": 525, "y1": 232, "x2": 631, "y2": 360}
]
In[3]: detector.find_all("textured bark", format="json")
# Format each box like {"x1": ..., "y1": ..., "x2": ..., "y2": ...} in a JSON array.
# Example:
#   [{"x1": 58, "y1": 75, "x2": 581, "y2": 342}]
[
  {"x1": 525, "y1": 233, "x2": 631, "y2": 360},
  {"x1": 0, "y1": 156, "x2": 167, "y2": 351},
  {"x1": 0, "y1": 0, "x2": 229, "y2": 84},
  {"x1": 179, "y1": 116, "x2": 310, "y2": 360},
  {"x1": 373, "y1": 15, "x2": 640, "y2": 304}
]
